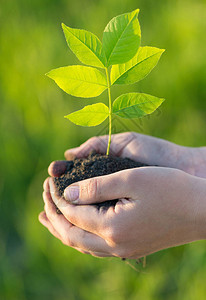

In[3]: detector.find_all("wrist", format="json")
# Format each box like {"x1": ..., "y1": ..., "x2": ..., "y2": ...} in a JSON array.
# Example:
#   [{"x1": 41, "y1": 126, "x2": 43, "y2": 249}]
[
  {"x1": 180, "y1": 146, "x2": 206, "y2": 178},
  {"x1": 189, "y1": 176, "x2": 206, "y2": 240},
  {"x1": 191, "y1": 147, "x2": 206, "y2": 178}
]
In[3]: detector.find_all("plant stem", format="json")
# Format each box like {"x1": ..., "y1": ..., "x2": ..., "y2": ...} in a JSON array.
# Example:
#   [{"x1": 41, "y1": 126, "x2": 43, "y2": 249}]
[
  {"x1": 105, "y1": 67, "x2": 112, "y2": 155},
  {"x1": 143, "y1": 256, "x2": 146, "y2": 268}
]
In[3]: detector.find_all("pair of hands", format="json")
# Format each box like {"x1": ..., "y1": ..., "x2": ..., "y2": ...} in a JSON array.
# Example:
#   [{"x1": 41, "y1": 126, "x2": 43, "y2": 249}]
[{"x1": 39, "y1": 132, "x2": 206, "y2": 259}]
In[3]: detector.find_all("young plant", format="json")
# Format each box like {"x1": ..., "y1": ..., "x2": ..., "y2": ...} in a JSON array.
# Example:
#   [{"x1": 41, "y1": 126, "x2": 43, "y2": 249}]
[{"x1": 46, "y1": 9, "x2": 165, "y2": 155}]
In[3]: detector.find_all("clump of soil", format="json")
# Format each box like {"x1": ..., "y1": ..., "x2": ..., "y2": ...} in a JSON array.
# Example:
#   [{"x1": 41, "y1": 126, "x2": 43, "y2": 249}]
[{"x1": 54, "y1": 151, "x2": 146, "y2": 209}]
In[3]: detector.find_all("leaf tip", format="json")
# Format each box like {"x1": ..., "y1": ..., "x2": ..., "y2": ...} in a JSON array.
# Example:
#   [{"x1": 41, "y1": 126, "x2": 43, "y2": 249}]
[
  {"x1": 45, "y1": 69, "x2": 58, "y2": 81},
  {"x1": 131, "y1": 8, "x2": 140, "y2": 18},
  {"x1": 134, "y1": 8, "x2": 140, "y2": 15},
  {"x1": 159, "y1": 97, "x2": 165, "y2": 105},
  {"x1": 61, "y1": 23, "x2": 69, "y2": 35},
  {"x1": 61, "y1": 22, "x2": 66, "y2": 29},
  {"x1": 45, "y1": 71, "x2": 51, "y2": 77}
]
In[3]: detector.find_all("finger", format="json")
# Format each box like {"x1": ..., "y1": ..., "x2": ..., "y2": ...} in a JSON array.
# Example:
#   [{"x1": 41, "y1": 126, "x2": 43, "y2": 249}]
[
  {"x1": 38, "y1": 211, "x2": 61, "y2": 239},
  {"x1": 48, "y1": 160, "x2": 76, "y2": 177},
  {"x1": 48, "y1": 161, "x2": 68, "y2": 177},
  {"x1": 67, "y1": 225, "x2": 113, "y2": 255},
  {"x1": 75, "y1": 248, "x2": 112, "y2": 258},
  {"x1": 43, "y1": 189, "x2": 112, "y2": 254},
  {"x1": 43, "y1": 177, "x2": 50, "y2": 192},
  {"x1": 64, "y1": 147, "x2": 79, "y2": 160},
  {"x1": 64, "y1": 136, "x2": 109, "y2": 160},
  {"x1": 49, "y1": 178, "x2": 107, "y2": 236},
  {"x1": 70, "y1": 246, "x2": 111, "y2": 257},
  {"x1": 39, "y1": 212, "x2": 106, "y2": 256},
  {"x1": 64, "y1": 132, "x2": 136, "y2": 160},
  {"x1": 43, "y1": 190, "x2": 73, "y2": 235},
  {"x1": 63, "y1": 168, "x2": 134, "y2": 205},
  {"x1": 39, "y1": 211, "x2": 103, "y2": 256},
  {"x1": 89, "y1": 252, "x2": 112, "y2": 258}
]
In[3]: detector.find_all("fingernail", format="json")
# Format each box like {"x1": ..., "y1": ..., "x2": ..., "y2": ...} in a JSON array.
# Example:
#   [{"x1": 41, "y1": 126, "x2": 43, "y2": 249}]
[{"x1": 64, "y1": 186, "x2": 79, "y2": 203}]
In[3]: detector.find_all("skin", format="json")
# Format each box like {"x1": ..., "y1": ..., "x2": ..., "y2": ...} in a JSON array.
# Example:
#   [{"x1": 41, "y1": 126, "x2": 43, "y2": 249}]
[{"x1": 39, "y1": 132, "x2": 206, "y2": 259}]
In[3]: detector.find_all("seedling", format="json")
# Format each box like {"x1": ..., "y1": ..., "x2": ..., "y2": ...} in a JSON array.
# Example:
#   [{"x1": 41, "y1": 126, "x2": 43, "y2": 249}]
[{"x1": 46, "y1": 9, "x2": 165, "y2": 155}]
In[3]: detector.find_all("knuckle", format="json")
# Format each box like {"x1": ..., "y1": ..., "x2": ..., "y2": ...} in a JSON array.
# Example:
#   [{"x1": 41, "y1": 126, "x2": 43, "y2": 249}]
[
  {"x1": 61, "y1": 238, "x2": 68, "y2": 246},
  {"x1": 48, "y1": 211, "x2": 56, "y2": 224},
  {"x1": 105, "y1": 227, "x2": 121, "y2": 245},
  {"x1": 64, "y1": 212, "x2": 75, "y2": 225},
  {"x1": 78, "y1": 229, "x2": 87, "y2": 243},
  {"x1": 43, "y1": 177, "x2": 50, "y2": 191},
  {"x1": 88, "y1": 136, "x2": 98, "y2": 143},
  {"x1": 64, "y1": 150, "x2": 76, "y2": 160},
  {"x1": 122, "y1": 168, "x2": 135, "y2": 185},
  {"x1": 89, "y1": 136, "x2": 100, "y2": 151},
  {"x1": 44, "y1": 205, "x2": 54, "y2": 222},
  {"x1": 64, "y1": 227, "x2": 86, "y2": 248},
  {"x1": 122, "y1": 131, "x2": 136, "y2": 141},
  {"x1": 63, "y1": 235, "x2": 74, "y2": 247},
  {"x1": 81, "y1": 178, "x2": 98, "y2": 201},
  {"x1": 113, "y1": 248, "x2": 133, "y2": 259},
  {"x1": 127, "y1": 131, "x2": 135, "y2": 139},
  {"x1": 113, "y1": 248, "x2": 127, "y2": 258},
  {"x1": 48, "y1": 208, "x2": 60, "y2": 223},
  {"x1": 46, "y1": 211, "x2": 54, "y2": 223},
  {"x1": 86, "y1": 136, "x2": 98, "y2": 150}
]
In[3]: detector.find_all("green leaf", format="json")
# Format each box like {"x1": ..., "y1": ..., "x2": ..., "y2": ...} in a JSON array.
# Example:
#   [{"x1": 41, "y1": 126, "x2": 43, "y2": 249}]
[
  {"x1": 46, "y1": 65, "x2": 107, "y2": 98},
  {"x1": 65, "y1": 103, "x2": 109, "y2": 126},
  {"x1": 112, "y1": 93, "x2": 164, "y2": 118},
  {"x1": 102, "y1": 9, "x2": 141, "y2": 66},
  {"x1": 111, "y1": 47, "x2": 165, "y2": 85},
  {"x1": 62, "y1": 23, "x2": 107, "y2": 68}
]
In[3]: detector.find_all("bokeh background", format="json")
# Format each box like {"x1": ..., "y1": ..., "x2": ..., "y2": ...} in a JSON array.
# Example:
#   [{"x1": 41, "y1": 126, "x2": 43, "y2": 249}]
[{"x1": 0, "y1": 0, "x2": 206, "y2": 299}]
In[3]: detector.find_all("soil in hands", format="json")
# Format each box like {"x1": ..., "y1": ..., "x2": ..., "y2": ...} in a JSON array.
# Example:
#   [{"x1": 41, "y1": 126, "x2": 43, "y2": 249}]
[{"x1": 54, "y1": 151, "x2": 146, "y2": 210}]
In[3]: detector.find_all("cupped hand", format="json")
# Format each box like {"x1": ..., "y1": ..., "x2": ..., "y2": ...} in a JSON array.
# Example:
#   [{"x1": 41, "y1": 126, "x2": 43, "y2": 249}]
[
  {"x1": 48, "y1": 132, "x2": 206, "y2": 178},
  {"x1": 39, "y1": 167, "x2": 206, "y2": 259}
]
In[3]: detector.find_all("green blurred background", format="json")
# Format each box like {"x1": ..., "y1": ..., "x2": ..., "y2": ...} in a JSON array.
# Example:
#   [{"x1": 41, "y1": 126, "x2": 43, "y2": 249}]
[{"x1": 0, "y1": 0, "x2": 206, "y2": 299}]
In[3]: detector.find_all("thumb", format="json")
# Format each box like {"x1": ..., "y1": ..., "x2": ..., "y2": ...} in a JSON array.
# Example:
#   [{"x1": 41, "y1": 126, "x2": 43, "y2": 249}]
[{"x1": 64, "y1": 169, "x2": 133, "y2": 205}]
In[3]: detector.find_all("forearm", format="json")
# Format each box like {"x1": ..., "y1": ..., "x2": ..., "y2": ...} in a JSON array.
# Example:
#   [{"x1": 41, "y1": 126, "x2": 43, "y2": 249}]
[
  {"x1": 189, "y1": 175, "x2": 206, "y2": 240},
  {"x1": 129, "y1": 133, "x2": 206, "y2": 178}
]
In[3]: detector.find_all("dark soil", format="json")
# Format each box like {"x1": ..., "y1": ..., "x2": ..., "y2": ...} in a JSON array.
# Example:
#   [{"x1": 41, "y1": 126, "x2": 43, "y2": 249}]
[{"x1": 54, "y1": 151, "x2": 146, "y2": 210}]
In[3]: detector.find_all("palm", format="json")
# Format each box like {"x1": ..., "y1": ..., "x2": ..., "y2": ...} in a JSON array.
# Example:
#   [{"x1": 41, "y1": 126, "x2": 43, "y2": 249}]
[{"x1": 49, "y1": 132, "x2": 206, "y2": 179}]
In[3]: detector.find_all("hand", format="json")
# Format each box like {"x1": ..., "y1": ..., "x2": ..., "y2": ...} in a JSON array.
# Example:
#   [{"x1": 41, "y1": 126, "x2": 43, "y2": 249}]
[
  {"x1": 39, "y1": 167, "x2": 206, "y2": 258},
  {"x1": 48, "y1": 132, "x2": 206, "y2": 179}
]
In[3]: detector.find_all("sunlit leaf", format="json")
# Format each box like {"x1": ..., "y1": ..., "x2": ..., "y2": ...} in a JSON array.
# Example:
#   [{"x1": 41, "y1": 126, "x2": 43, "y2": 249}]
[
  {"x1": 102, "y1": 9, "x2": 141, "y2": 66},
  {"x1": 112, "y1": 93, "x2": 164, "y2": 118},
  {"x1": 62, "y1": 23, "x2": 107, "y2": 68},
  {"x1": 111, "y1": 47, "x2": 165, "y2": 85},
  {"x1": 65, "y1": 103, "x2": 109, "y2": 126},
  {"x1": 46, "y1": 65, "x2": 107, "y2": 98}
]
